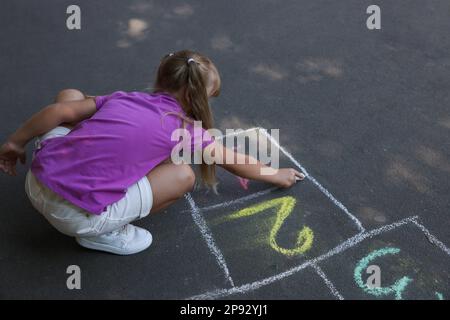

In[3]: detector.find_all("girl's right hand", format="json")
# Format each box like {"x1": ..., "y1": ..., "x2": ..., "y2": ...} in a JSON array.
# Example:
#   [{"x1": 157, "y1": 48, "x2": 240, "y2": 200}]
[
  {"x1": 0, "y1": 140, "x2": 26, "y2": 176},
  {"x1": 273, "y1": 168, "x2": 305, "y2": 188}
]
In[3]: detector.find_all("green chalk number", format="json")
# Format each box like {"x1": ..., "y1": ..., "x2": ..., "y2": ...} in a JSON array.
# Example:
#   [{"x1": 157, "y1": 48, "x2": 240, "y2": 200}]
[
  {"x1": 354, "y1": 247, "x2": 446, "y2": 300},
  {"x1": 354, "y1": 247, "x2": 412, "y2": 300}
]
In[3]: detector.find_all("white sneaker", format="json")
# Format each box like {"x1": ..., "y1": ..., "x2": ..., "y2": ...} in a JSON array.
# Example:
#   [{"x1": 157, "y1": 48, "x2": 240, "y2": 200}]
[{"x1": 76, "y1": 224, "x2": 152, "y2": 255}]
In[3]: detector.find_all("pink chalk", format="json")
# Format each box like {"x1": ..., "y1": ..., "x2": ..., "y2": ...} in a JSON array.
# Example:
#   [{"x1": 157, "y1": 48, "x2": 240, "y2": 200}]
[{"x1": 237, "y1": 177, "x2": 249, "y2": 190}]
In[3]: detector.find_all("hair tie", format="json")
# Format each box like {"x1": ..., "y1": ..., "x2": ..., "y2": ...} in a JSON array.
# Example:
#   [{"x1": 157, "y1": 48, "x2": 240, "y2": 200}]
[
  {"x1": 187, "y1": 58, "x2": 196, "y2": 64},
  {"x1": 168, "y1": 53, "x2": 174, "y2": 56}
]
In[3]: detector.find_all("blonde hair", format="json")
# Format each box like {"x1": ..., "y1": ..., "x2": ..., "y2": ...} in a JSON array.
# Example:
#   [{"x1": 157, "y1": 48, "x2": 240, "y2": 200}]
[{"x1": 153, "y1": 50, "x2": 221, "y2": 189}]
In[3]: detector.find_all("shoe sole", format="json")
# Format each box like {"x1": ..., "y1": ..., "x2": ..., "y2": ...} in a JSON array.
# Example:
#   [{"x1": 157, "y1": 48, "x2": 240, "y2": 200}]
[{"x1": 76, "y1": 234, "x2": 152, "y2": 255}]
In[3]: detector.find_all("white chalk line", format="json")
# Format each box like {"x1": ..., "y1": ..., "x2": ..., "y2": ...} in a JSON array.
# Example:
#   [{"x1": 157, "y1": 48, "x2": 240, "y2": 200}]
[
  {"x1": 184, "y1": 193, "x2": 235, "y2": 287},
  {"x1": 259, "y1": 128, "x2": 365, "y2": 233},
  {"x1": 311, "y1": 263, "x2": 344, "y2": 300},
  {"x1": 215, "y1": 127, "x2": 261, "y2": 140},
  {"x1": 198, "y1": 187, "x2": 278, "y2": 212},
  {"x1": 187, "y1": 216, "x2": 417, "y2": 299},
  {"x1": 412, "y1": 220, "x2": 450, "y2": 256}
]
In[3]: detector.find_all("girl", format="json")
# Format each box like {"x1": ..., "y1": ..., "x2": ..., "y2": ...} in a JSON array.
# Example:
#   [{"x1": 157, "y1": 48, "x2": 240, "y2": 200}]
[{"x1": 0, "y1": 50, "x2": 304, "y2": 255}]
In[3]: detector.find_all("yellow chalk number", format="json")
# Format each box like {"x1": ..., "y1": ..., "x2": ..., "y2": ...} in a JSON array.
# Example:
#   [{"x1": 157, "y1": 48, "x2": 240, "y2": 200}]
[{"x1": 226, "y1": 196, "x2": 314, "y2": 256}]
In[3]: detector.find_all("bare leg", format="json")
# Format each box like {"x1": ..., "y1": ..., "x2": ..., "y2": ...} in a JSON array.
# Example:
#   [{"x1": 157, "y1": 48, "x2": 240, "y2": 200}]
[
  {"x1": 146, "y1": 163, "x2": 195, "y2": 214},
  {"x1": 54, "y1": 89, "x2": 87, "y2": 129}
]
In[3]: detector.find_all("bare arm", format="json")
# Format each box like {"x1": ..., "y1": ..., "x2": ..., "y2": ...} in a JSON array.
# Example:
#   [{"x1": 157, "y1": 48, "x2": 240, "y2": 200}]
[
  {"x1": 205, "y1": 142, "x2": 305, "y2": 188},
  {"x1": 8, "y1": 98, "x2": 96, "y2": 146},
  {"x1": 0, "y1": 98, "x2": 97, "y2": 175}
]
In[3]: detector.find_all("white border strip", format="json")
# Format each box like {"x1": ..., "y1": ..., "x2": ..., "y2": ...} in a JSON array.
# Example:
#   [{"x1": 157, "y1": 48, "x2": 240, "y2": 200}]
[
  {"x1": 187, "y1": 216, "x2": 417, "y2": 299},
  {"x1": 185, "y1": 193, "x2": 235, "y2": 287},
  {"x1": 311, "y1": 264, "x2": 344, "y2": 300},
  {"x1": 259, "y1": 128, "x2": 365, "y2": 232}
]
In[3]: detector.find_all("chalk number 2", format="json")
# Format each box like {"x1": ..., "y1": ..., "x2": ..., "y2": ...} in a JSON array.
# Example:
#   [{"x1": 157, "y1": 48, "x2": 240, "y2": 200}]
[{"x1": 225, "y1": 196, "x2": 314, "y2": 256}]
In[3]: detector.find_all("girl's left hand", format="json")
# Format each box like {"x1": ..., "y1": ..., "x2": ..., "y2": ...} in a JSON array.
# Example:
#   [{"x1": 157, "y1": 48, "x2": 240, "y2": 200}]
[{"x1": 0, "y1": 141, "x2": 26, "y2": 176}]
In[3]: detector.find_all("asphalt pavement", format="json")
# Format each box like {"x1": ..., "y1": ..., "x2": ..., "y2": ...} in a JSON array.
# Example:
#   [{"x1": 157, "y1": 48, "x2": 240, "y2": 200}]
[{"x1": 0, "y1": 0, "x2": 449, "y2": 299}]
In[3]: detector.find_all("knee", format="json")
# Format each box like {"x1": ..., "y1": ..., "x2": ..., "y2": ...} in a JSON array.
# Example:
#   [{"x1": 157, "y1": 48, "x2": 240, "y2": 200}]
[
  {"x1": 176, "y1": 164, "x2": 196, "y2": 193},
  {"x1": 55, "y1": 89, "x2": 85, "y2": 103}
]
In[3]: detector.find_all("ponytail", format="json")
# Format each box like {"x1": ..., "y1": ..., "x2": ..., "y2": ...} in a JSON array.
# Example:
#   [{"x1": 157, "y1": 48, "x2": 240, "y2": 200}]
[
  {"x1": 185, "y1": 60, "x2": 214, "y2": 128},
  {"x1": 154, "y1": 50, "x2": 220, "y2": 190},
  {"x1": 185, "y1": 59, "x2": 217, "y2": 190}
]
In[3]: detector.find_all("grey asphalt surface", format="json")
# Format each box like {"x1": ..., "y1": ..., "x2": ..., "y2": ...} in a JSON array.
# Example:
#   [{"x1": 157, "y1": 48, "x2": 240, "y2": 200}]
[{"x1": 0, "y1": 0, "x2": 449, "y2": 299}]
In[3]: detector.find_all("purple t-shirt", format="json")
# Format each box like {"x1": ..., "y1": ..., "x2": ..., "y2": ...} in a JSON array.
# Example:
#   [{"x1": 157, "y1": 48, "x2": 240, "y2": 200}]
[{"x1": 31, "y1": 91, "x2": 213, "y2": 215}]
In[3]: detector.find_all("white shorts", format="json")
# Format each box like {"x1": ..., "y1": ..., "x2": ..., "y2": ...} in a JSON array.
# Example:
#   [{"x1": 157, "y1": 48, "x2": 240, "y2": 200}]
[{"x1": 25, "y1": 126, "x2": 153, "y2": 238}]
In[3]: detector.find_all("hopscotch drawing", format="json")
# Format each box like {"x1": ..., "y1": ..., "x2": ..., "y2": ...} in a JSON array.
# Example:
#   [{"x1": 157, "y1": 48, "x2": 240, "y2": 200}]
[{"x1": 184, "y1": 128, "x2": 450, "y2": 300}]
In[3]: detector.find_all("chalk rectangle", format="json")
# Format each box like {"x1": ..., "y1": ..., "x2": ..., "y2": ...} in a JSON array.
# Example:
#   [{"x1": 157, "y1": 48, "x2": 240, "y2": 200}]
[
  {"x1": 220, "y1": 266, "x2": 339, "y2": 300},
  {"x1": 188, "y1": 128, "x2": 363, "y2": 286},
  {"x1": 317, "y1": 222, "x2": 450, "y2": 300},
  {"x1": 196, "y1": 181, "x2": 361, "y2": 285}
]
